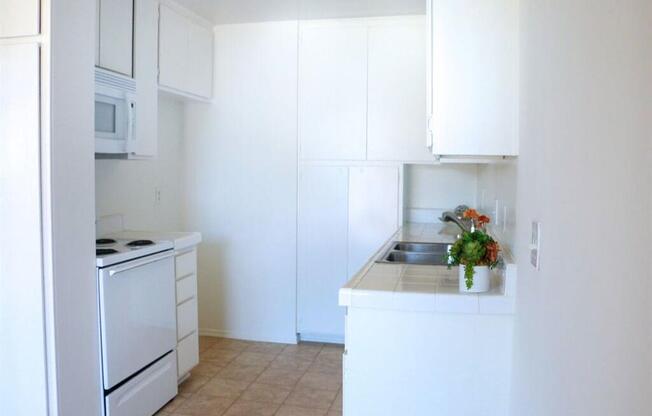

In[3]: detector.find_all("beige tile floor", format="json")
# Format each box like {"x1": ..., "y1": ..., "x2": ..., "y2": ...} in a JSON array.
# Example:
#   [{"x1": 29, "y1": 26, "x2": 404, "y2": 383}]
[{"x1": 157, "y1": 336, "x2": 343, "y2": 416}]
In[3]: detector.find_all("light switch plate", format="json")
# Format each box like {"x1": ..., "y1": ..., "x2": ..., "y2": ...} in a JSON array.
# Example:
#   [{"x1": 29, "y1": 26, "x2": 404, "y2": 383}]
[
  {"x1": 502, "y1": 205, "x2": 508, "y2": 234},
  {"x1": 494, "y1": 200, "x2": 501, "y2": 226},
  {"x1": 530, "y1": 221, "x2": 541, "y2": 270}
]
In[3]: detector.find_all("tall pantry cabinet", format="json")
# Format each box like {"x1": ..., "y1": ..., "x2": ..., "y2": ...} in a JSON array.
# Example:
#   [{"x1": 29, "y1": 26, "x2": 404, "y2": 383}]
[{"x1": 296, "y1": 17, "x2": 421, "y2": 342}]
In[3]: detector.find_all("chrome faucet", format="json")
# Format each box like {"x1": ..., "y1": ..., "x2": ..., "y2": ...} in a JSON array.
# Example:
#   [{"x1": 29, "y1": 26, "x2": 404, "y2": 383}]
[{"x1": 440, "y1": 205, "x2": 474, "y2": 233}]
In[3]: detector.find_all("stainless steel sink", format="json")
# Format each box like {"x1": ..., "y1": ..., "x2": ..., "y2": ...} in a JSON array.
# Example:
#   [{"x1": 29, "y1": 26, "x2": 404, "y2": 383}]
[
  {"x1": 392, "y1": 242, "x2": 450, "y2": 254},
  {"x1": 377, "y1": 242, "x2": 451, "y2": 266}
]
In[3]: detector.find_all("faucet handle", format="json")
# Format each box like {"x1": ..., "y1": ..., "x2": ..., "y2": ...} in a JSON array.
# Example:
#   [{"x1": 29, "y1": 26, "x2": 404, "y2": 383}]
[{"x1": 453, "y1": 205, "x2": 470, "y2": 218}]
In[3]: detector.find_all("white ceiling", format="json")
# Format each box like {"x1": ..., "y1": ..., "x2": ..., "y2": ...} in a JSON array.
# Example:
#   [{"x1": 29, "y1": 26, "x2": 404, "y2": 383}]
[{"x1": 174, "y1": 0, "x2": 426, "y2": 24}]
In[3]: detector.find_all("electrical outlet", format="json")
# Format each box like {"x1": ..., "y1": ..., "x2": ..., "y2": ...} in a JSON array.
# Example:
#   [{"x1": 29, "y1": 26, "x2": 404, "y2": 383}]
[
  {"x1": 530, "y1": 221, "x2": 541, "y2": 270},
  {"x1": 154, "y1": 188, "x2": 161, "y2": 205}
]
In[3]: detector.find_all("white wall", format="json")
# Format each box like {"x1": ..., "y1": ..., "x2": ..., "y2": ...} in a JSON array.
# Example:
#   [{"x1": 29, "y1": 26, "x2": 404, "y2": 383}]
[
  {"x1": 512, "y1": 1, "x2": 652, "y2": 415},
  {"x1": 95, "y1": 96, "x2": 184, "y2": 231},
  {"x1": 182, "y1": 21, "x2": 299, "y2": 343},
  {"x1": 476, "y1": 162, "x2": 517, "y2": 257},
  {"x1": 403, "y1": 164, "x2": 478, "y2": 222}
]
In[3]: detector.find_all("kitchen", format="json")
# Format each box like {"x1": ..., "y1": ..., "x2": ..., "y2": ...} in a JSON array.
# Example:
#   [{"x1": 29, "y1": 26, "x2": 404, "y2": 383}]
[{"x1": 1, "y1": 1, "x2": 650, "y2": 416}]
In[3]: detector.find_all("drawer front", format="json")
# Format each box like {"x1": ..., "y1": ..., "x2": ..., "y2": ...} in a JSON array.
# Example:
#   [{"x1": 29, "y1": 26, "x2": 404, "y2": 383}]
[
  {"x1": 105, "y1": 351, "x2": 177, "y2": 416},
  {"x1": 177, "y1": 298, "x2": 198, "y2": 340},
  {"x1": 175, "y1": 249, "x2": 197, "y2": 279},
  {"x1": 176, "y1": 274, "x2": 197, "y2": 305},
  {"x1": 177, "y1": 332, "x2": 199, "y2": 378}
]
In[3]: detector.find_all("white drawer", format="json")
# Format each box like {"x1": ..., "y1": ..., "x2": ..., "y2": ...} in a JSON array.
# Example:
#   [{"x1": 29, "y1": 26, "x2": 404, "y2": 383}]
[
  {"x1": 176, "y1": 274, "x2": 197, "y2": 305},
  {"x1": 175, "y1": 249, "x2": 196, "y2": 279},
  {"x1": 177, "y1": 332, "x2": 199, "y2": 379},
  {"x1": 177, "y1": 298, "x2": 198, "y2": 340},
  {"x1": 105, "y1": 351, "x2": 177, "y2": 416}
]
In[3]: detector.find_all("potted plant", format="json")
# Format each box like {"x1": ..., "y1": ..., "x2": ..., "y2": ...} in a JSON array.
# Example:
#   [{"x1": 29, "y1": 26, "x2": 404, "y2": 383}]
[{"x1": 447, "y1": 209, "x2": 500, "y2": 293}]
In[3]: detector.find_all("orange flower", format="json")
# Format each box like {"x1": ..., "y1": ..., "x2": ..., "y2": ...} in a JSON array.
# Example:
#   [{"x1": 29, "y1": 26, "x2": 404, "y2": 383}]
[
  {"x1": 485, "y1": 241, "x2": 500, "y2": 264},
  {"x1": 463, "y1": 209, "x2": 479, "y2": 219},
  {"x1": 478, "y1": 215, "x2": 491, "y2": 228}
]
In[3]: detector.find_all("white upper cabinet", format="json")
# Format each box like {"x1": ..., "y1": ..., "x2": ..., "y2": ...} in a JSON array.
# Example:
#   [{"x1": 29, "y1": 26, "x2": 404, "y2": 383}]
[
  {"x1": 131, "y1": 0, "x2": 158, "y2": 158},
  {"x1": 299, "y1": 20, "x2": 368, "y2": 161},
  {"x1": 186, "y1": 23, "x2": 213, "y2": 98},
  {"x1": 158, "y1": 4, "x2": 213, "y2": 100},
  {"x1": 158, "y1": 5, "x2": 187, "y2": 92},
  {"x1": 299, "y1": 17, "x2": 432, "y2": 163},
  {"x1": 428, "y1": 0, "x2": 519, "y2": 157},
  {"x1": 367, "y1": 17, "x2": 434, "y2": 162},
  {"x1": 0, "y1": 0, "x2": 39, "y2": 38},
  {"x1": 98, "y1": 0, "x2": 134, "y2": 76}
]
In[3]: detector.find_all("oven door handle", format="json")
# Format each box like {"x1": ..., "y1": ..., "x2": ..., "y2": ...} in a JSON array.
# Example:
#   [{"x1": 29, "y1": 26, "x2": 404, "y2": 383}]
[{"x1": 108, "y1": 251, "x2": 174, "y2": 277}]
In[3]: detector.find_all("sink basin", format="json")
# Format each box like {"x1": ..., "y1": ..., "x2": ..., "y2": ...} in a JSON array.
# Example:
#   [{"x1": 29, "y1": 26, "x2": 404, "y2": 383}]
[
  {"x1": 377, "y1": 241, "x2": 451, "y2": 266},
  {"x1": 393, "y1": 242, "x2": 450, "y2": 254}
]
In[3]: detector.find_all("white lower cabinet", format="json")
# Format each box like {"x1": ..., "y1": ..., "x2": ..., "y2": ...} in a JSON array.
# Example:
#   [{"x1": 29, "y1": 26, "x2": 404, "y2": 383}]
[
  {"x1": 174, "y1": 247, "x2": 199, "y2": 381},
  {"x1": 347, "y1": 166, "x2": 400, "y2": 276},
  {"x1": 297, "y1": 165, "x2": 400, "y2": 342},
  {"x1": 177, "y1": 298, "x2": 198, "y2": 340},
  {"x1": 297, "y1": 166, "x2": 349, "y2": 342},
  {"x1": 343, "y1": 308, "x2": 513, "y2": 416},
  {"x1": 177, "y1": 334, "x2": 199, "y2": 378},
  {"x1": 176, "y1": 274, "x2": 197, "y2": 304}
]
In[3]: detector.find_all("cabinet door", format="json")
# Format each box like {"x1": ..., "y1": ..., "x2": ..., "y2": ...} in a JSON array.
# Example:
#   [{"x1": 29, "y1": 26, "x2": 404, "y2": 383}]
[
  {"x1": 298, "y1": 166, "x2": 349, "y2": 341},
  {"x1": 0, "y1": 0, "x2": 39, "y2": 38},
  {"x1": 348, "y1": 166, "x2": 400, "y2": 276},
  {"x1": 130, "y1": 0, "x2": 158, "y2": 158},
  {"x1": 95, "y1": 0, "x2": 101, "y2": 65},
  {"x1": 299, "y1": 21, "x2": 367, "y2": 161},
  {"x1": 431, "y1": 0, "x2": 519, "y2": 156},
  {"x1": 158, "y1": 4, "x2": 187, "y2": 92},
  {"x1": 367, "y1": 17, "x2": 433, "y2": 162},
  {"x1": 0, "y1": 43, "x2": 49, "y2": 416},
  {"x1": 186, "y1": 23, "x2": 213, "y2": 98},
  {"x1": 99, "y1": 0, "x2": 134, "y2": 76}
]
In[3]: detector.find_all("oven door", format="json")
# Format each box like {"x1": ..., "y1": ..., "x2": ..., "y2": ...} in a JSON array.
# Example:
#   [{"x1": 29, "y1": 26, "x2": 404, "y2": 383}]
[{"x1": 98, "y1": 251, "x2": 176, "y2": 390}]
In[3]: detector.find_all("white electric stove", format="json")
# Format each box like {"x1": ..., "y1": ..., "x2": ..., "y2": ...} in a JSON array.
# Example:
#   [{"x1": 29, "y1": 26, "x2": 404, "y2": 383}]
[
  {"x1": 96, "y1": 237, "x2": 174, "y2": 267},
  {"x1": 96, "y1": 237, "x2": 178, "y2": 416}
]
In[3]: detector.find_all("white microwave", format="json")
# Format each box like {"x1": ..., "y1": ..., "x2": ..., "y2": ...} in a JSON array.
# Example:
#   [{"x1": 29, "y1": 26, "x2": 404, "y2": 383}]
[{"x1": 95, "y1": 68, "x2": 136, "y2": 154}]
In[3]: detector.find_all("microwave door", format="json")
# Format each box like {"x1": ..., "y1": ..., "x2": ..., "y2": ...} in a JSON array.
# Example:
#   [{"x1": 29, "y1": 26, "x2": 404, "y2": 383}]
[{"x1": 95, "y1": 94, "x2": 128, "y2": 153}]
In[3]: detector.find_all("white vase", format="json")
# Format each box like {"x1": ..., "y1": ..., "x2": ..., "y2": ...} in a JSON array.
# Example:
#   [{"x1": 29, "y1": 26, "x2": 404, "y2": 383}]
[{"x1": 459, "y1": 265, "x2": 490, "y2": 293}]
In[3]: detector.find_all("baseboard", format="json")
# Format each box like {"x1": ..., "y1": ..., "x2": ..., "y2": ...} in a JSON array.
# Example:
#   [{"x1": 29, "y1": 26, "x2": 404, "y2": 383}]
[
  {"x1": 298, "y1": 332, "x2": 344, "y2": 345},
  {"x1": 199, "y1": 328, "x2": 298, "y2": 345}
]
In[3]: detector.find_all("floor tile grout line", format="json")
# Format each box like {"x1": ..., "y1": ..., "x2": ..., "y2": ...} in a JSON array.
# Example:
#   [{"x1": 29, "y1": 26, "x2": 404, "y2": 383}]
[
  {"x1": 218, "y1": 343, "x2": 282, "y2": 416},
  {"x1": 272, "y1": 342, "x2": 324, "y2": 415}
]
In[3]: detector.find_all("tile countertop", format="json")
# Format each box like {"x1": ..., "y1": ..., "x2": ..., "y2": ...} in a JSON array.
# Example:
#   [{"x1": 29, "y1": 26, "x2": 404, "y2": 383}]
[
  {"x1": 338, "y1": 223, "x2": 517, "y2": 315},
  {"x1": 106, "y1": 230, "x2": 202, "y2": 252}
]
